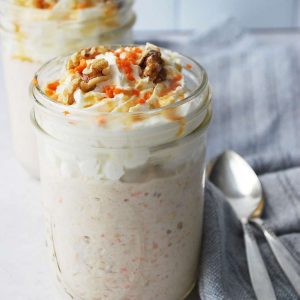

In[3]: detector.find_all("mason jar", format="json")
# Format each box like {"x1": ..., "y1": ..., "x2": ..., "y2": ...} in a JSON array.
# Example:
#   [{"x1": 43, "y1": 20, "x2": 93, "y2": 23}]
[
  {"x1": 31, "y1": 50, "x2": 212, "y2": 300},
  {"x1": 0, "y1": 0, "x2": 135, "y2": 178}
]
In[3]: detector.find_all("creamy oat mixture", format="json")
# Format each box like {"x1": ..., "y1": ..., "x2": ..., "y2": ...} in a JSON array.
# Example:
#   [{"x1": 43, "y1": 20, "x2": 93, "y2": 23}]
[{"x1": 42, "y1": 151, "x2": 205, "y2": 300}]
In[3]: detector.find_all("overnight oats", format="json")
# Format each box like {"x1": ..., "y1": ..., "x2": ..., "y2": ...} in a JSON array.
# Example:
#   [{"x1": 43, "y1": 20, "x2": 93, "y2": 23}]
[
  {"x1": 31, "y1": 44, "x2": 212, "y2": 300},
  {"x1": 0, "y1": 0, "x2": 135, "y2": 178}
]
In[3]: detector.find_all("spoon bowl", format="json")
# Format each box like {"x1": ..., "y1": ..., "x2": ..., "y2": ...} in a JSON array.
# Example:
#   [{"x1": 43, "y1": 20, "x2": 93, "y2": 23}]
[{"x1": 207, "y1": 150, "x2": 263, "y2": 220}]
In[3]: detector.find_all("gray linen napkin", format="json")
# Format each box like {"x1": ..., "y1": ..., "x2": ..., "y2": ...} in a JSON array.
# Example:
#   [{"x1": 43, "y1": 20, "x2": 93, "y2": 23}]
[
  {"x1": 138, "y1": 19, "x2": 300, "y2": 299},
  {"x1": 196, "y1": 22, "x2": 300, "y2": 300}
]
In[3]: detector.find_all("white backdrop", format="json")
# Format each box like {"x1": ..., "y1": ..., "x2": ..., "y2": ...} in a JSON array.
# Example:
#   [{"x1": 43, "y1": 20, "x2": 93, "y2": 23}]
[{"x1": 134, "y1": 0, "x2": 300, "y2": 30}]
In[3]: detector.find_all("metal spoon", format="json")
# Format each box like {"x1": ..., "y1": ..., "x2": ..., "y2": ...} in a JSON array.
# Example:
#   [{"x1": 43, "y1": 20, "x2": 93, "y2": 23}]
[{"x1": 207, "y1": 151, "x2": 300, "y2": 299}]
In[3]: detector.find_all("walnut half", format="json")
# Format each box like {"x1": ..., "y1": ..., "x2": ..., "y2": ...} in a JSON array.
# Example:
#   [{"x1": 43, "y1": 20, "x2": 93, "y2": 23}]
[{"x1": 139, "y1": 48, "x2": 166, "y2": 83}]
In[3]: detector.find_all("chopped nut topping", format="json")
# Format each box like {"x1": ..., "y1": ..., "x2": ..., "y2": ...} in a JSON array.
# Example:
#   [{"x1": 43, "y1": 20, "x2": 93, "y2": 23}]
[
  {"x1": 139, "y1": 48, "x2": 167, "y2": 83},
  {"x1": 65, "y1": 48, "x2": 111, "y2": 93},
  {"x1": 44, "y1": 45, "x2": 187, "y2": 113}
]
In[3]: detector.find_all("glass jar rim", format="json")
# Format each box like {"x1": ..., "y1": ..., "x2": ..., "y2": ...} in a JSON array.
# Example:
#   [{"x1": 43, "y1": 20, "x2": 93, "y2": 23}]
[
  {"x1": 31, "y1": 106, "x2": 212, "y2": 151},
  {"x1": 31, "y1": 46, "x2": 210, "y2": 118}
]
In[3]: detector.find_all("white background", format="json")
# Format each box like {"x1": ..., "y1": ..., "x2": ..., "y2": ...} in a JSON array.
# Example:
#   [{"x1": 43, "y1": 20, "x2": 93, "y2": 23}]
[{"x1": 134, "y1": 0, "x2": 300, "y2": 31}]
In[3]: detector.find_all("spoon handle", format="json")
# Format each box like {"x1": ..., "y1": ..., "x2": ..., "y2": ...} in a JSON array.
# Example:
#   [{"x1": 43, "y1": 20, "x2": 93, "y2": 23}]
[
  {"x1": 252, "y1": 218, "x2": 300, "y2": 296},
  {"x1": 242, "y1": 222, "x2": 277, "y2": 300}
]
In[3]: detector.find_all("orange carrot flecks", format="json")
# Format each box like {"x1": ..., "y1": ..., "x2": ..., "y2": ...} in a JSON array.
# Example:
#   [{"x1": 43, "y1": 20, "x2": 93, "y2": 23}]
[
  {"x1": 173, "y1": 74, "x2": 183, "y2": 82},
  {"x1": 97, "y1": 116, "x2": 107, "y2": 126},
  {"x1": 185, "y1": 63, "x2": 192, "y2": 70},
  {"x1": 132, "y1": 89, "x2": 140, "y2": 96},
  {"x1": 138, "y1": 91, "x2": 152, "y2": 104},
  {"x1": 116, "y1": 47, "x2": 142, "y2": 82},
  {"x1": 32, "y1": 78, "x2": 38, "y2": 87},
  {"x1": 47, "y1": 80, "x2": 60, "y2": 91},
  {"x1": 103, "y1": 85, "x2": 141, "y2": 99},
  {"x1": 103, "y1": 85, "x2": 115, "y2": 98}
]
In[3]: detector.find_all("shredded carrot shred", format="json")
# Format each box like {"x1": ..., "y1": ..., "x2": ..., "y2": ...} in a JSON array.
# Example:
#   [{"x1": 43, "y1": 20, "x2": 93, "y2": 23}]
[
  {"x1": 138, "y1": 91, "x2": 152, "y2": 104},
  {"x1": 116, "y1": 47, "x2": 142, "y2": 82},
  {"x1": 159, "y1": 74, "x2": 182, "y2": 96},
  {"x1": 47, "y1": 80, "x2": 60, "y2": 91},
  {"x1": 103, "y1": 85, "x2": 141, "y2": 99},
  {"x1": 132, "y1": 89, "x2": 140, "y2": 96},
  {"x1": 173, "y1": 74, "x2": 183, "y2": 82},
  {"x1": 103, "y1": 85, "x2": 115, "y2": 98}
]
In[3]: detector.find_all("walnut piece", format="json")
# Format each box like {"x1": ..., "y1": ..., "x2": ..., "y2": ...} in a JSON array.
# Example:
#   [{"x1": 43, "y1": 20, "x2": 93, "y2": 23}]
[
  {"x1": 139, "y1": 49, "x2": 167, "y2": 83},
  {"x1": 80, "y1": 75, "x2": 110, "y2": 92},
  {"x1": 80, "y1": 59, "x2": 110, "y2": 92},
  {"x1": 83, "y1": 59, "x2": 109, "y2": 78}
]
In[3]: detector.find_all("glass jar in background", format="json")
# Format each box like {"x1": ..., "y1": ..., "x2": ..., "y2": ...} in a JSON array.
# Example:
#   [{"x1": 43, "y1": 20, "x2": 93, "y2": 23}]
[
  {"x1": 31, "y1": 50, "x2": 212, "y2": 300},
  {"x1": 0, "y1": 0, "x2": 135, "y2": 178}
]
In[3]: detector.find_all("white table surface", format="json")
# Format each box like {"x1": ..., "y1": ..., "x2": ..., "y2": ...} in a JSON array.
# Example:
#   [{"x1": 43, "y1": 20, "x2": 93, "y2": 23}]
[
  {"x1": 0, "y1": 58, "x2": 61, "y2": 299},
  {"x1": 0, "y1": 30, "x2": 297, "y2": 300}
]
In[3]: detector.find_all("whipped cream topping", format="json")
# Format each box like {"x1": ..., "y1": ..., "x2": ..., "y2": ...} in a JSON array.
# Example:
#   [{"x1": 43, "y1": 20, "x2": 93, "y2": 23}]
[
  {"x1": 45, "y1": 44, "x2": 188, "y2": 113},
  {"x1": 33, "y1": 44, "x2": 211, "y2": 180}
]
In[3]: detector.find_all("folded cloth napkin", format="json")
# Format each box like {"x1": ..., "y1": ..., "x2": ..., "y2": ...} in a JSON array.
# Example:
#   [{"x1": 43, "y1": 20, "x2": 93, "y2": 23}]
[{"x1": 139, "y1": 19, "x2": 300, "y2": 300}]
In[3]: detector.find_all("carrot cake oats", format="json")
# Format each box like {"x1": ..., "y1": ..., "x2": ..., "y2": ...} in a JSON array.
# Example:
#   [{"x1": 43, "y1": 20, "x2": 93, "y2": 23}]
[{"x1": 31, "y1": 44, "x2": 212, "y2": 300}]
